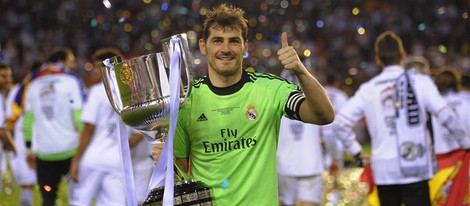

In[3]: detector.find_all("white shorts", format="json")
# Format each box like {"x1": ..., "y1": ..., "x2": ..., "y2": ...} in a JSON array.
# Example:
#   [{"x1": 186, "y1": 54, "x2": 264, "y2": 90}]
[
  {"x1": 9, "y1": 131, "x2": 37, "y2": 185},
  {"x1": 9, "y1": 153, "x2": 37, "y2": 185},
  {"x1": 278, "y1": 174, "x2": 323, "y2": 205},
  {"x1": 69, "y1": 166, "x2": 125, "y2": 206}
]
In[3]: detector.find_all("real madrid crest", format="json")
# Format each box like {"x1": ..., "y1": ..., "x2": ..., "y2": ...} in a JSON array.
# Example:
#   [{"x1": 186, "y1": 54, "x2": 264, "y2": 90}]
[
  {"x1": 120, "y1": 63, "x2": 134, "y2": 85},
  {"x1": 399, "y1": 142, "x2": 424, "y2": 161},
  {"x1": 246, "y1": 104, "x2": 258, "y2": 120}
]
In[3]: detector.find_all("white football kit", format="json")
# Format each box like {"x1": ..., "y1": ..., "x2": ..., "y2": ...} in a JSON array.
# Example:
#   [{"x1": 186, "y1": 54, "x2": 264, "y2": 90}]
[
  {"x1": 277, "y1": 117, "x2": 325, "y2": 204},
  {"x1": 69, "y1": 82, "x2": 126, "y2": 206},
  {"x1": 321, "y1": 85, "x2": 349, "y2": 168},
  {"x1": 0, "y1": 94, "x2": 5, "y2": 191},
  {"x1": 6, "y1": 84, "x2": 37, "y2": 186},
  {"x1": 276, "y1": 70, "x2": 334, "y2": 204},
  {"x1": 456, "y1": 91, "x2": 470, "y2": 137},
  {"x1": 431, "y1": 91, "x2": 469, "y2": 155},
  {"x1": 24, "y1": 74, "x2": 83, "y2": 157}
]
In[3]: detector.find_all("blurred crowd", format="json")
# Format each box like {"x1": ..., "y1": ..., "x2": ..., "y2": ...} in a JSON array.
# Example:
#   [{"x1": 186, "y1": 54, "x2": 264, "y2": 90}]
[{"x1": 1, "y1": 0, "x2": 470, "y2": 93}]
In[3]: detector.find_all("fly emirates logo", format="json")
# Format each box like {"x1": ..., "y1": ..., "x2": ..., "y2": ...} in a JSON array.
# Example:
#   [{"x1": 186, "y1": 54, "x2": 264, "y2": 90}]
[{"x1": 202, "y1": 128, "x2": 257, "y2": 153}]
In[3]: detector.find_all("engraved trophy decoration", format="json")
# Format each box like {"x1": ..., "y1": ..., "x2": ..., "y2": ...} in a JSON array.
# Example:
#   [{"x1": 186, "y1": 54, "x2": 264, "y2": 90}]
[{"x1": 100, "y1": 33, "x2": 213, "y2": 206}]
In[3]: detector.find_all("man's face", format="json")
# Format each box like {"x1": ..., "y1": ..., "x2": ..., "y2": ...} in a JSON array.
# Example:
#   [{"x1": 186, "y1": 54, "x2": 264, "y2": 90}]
[
  {"x1": 0, "y1": 68, "x2": 13, "y2": 92},
  {"x1": 64, "y1": 53, "x2": 77, "y2": 70},
  {"x1": 199, "y1": 26, "x2": 248, "y2": 77}
]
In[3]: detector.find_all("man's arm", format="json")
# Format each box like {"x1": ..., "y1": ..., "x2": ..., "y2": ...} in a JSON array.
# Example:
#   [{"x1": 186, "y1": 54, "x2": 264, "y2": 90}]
[
  {"x1": 129, "y1": 132, "x2": 145, "y2": 148},
  {"x1": 435, "y1": 106, "x2": 470, "y2": 149},
  {"x1": 70, "y1": 123, "x2": 95, "y2": 182},
  {"x1": 72, "y1": 110, "x2": 84, "y2": 133},
  {"x1": 0, "y1": 128, "x2": 16, "y2": 155},
  {"x1": 422, "y1": 76, "x2": 470, "y2": 149},
  {"x1": 277, "y1": 32, "x2": 334, "y2": 125}
]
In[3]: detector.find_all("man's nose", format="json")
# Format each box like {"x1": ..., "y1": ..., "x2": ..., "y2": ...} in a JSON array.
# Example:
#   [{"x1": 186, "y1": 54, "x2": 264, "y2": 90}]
[{"x1": 221, "y1": 42, "x2": 230, "y2": 51}]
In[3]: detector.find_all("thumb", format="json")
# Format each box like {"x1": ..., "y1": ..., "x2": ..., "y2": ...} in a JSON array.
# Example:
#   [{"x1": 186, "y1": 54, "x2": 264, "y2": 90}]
[{"x1": 281, "y1": 32, "x2": 288, "y2": 48}]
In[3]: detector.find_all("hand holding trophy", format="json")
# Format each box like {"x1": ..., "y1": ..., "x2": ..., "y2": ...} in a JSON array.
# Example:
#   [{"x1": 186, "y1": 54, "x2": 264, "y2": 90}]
[{"x1": 100, "y1": 33, "x2": 213, "y2": 206}]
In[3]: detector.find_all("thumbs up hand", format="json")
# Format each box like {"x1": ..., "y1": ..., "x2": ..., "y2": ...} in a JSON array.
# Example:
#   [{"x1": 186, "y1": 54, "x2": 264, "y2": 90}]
[{"x1": 277, "y1": 32, "x2": 305, "y2": 73}]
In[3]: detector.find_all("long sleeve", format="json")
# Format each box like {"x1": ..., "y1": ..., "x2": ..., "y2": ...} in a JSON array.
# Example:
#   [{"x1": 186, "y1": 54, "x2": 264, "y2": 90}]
[{"x1": 332, "y1": 114, "x2": 363, "y2": 156}]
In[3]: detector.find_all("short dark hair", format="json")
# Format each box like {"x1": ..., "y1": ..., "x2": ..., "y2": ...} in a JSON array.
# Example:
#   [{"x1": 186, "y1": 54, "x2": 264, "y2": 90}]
[
  {"x1": 91, "y1": 48, "x2": 121, "y2": 62},
  {"x1": 434, "y1": 66, "x2": 459, "y2": 94},
  {"x1": 326, "y1": 73, "x2": 337, "y2": 85},
  {"x1": 202, "y1": 4, "x2": 248, "y2": 42},
  {"x1": 460, "y1": 74, "x2": 470, "y2": 89},
  {"x1": 374, "y1": 31, "x2": 404, "y2": 66},
  {"x1": 47, "y1": 47, "x2": 73, "y2": 63},
  {"x1": 0, "y1": 63, "x2": 11, "y2": 71}
]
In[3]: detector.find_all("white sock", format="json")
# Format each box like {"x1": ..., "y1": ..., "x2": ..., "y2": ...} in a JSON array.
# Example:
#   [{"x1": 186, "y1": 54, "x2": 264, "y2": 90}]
[{"x1": 20, "y1": 188, "x2": 33, "y2": 206}]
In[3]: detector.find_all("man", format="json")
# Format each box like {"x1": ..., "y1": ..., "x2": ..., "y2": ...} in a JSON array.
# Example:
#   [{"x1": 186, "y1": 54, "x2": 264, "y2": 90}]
[
  {"x1": 173, "y1": 4, "x2": 334, "y2": 205},
  {"x1": 332, "y1": 31, "x2": 470, "y2": 206},
  {"x1": 0, "y1": 63, "x2": 16, "y2": 192},
  {"x1": 321, "y1": 73, "x2": 349, "y2": 170},
  {"x1": 431, "y1": 67, "x2": 466, "y2": 164},
  {"x1": 22, "y1": 48, "x2": 84, "y2": 206},
  {"x1": 431, "y1": 67, "x2": 470, "y2": 205},
  {"x1": 5, "y1": 62, "x2": 42, "y2": 206},
  {"x1": 277, "y1": 71, "x2": 339, "y2": 206},
  {"x1": 69, "y1": 48, "x2": 127, "y2": 206}
]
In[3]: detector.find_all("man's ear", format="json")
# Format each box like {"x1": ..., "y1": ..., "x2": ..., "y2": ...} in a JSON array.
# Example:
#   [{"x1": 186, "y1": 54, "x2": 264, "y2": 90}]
[
  {"x1": 199, "y1": 39, "x2": 206, "y2": 55},
  {"x1": 244, "y1": 41, "x2": 249, "y2": 54},
  {"x1": 401, "y1": 51, "x2": 407, "y2": 61},
  {"x1": 374, "y1": 55, "x2": 384, "y2": 67}
]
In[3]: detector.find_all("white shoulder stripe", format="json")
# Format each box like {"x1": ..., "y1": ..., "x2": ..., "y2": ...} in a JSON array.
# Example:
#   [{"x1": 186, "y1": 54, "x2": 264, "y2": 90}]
[{"x1": 287, "y1": 93, "x2": 304, "y2": 110}]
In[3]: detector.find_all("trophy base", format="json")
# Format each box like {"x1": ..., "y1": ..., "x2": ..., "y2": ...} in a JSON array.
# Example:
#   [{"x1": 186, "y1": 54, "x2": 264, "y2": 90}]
[{"x1": 143, "y1": 180, "x2": 213, "y2": 206}]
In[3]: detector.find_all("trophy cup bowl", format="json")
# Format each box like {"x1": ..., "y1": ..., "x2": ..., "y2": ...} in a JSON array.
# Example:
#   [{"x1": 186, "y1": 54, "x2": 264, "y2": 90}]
[{"x1": 100, "y1": 33, "x2": 213, "y2": 206}]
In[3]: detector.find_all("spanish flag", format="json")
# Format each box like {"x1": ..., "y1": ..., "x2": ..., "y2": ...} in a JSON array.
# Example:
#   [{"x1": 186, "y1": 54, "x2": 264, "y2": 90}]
[{"x1": 432, "y1": 149, "x2": 470, "y2": 206}]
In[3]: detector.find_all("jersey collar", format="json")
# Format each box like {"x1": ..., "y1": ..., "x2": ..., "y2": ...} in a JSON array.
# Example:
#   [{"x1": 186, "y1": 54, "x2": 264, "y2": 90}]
[{"x1": 204, "y1": 69, "x2": 250, "y2": 95}]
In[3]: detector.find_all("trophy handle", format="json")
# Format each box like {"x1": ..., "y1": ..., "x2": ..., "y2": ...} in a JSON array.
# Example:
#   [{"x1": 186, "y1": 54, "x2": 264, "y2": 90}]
[
  {"x1": 100, "y1": 56, "x2": 124, "y2": 114},
  {"x1": 161, "y1": 33, "x2": 193, "y2": 102},
  {"x1": 174, "y1": 162, "x2": 191, "y2": 182}
]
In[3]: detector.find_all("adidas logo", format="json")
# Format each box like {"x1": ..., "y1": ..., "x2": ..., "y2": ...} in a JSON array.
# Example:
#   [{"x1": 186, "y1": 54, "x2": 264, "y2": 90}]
[{"x1": 196, "y1": 113, "x2": 208, "y2": 122}]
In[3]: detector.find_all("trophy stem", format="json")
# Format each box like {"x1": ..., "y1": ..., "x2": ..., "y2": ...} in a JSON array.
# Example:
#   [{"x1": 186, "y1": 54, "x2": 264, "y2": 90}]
[{"x1": 139, "y1": 129, "x2": 167, "y2": 144}]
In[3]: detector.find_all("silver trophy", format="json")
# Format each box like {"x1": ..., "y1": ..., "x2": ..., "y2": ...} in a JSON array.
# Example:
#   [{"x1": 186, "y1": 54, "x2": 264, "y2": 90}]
[
  {"x1": 100, "y1": 33, "x2": 213, "y2": 206},
  {"x1": 100, "y1": 38, "x2": 191, "y2": 140}
]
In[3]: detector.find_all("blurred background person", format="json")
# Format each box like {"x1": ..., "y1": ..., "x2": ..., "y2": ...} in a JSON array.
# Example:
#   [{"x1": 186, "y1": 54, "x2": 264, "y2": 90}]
[
  {"x1": 321, "y1": 73, "x2": 349, "y2": 171},
  {"x1": 5, "y1": 61, "x2": 42, "y2": 206},
  {"x1": 22, "y1": 48, "x2": 84, "y2": 206},
  {"x1": 277, "y1": 70, "x2": 338, "y2": 206},
  {"x1": 430, "y1": 67, "x2": 470, "y2": 205},
  {"x1": 0, "y1": 63, "x2": 16, "y2": 193},
  {"x1": 69, "y1": 48, "x2": 127, "y2": 206},
  {"x1": 319, "y1": 73, "x2": 349, "y2": 205}
]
